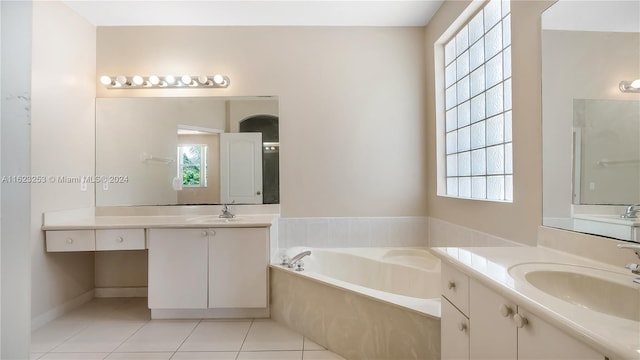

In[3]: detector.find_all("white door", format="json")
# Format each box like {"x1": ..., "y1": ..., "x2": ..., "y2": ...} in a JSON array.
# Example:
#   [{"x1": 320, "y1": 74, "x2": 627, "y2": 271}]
[{"x1": 220, "y1": 133, "x2": 263, "y2": 204}]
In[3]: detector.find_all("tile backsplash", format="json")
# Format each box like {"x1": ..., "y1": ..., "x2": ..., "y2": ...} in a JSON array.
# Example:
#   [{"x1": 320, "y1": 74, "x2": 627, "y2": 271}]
[
  {"x1": 428, "y1": 217, "x2": 523, "y2": 248},
  {"x1": 277, "y1": 217, "x2": 429, "y2": 249}
]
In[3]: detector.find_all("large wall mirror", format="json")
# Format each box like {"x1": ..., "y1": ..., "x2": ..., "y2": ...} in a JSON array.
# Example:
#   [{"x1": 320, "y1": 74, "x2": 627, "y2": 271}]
[
  {"x1": 96, "y1": 96, "x2": 279, "y2": 206},
  {"x1": 542, "y1": 1, "x2": 640, "y2": 241}
]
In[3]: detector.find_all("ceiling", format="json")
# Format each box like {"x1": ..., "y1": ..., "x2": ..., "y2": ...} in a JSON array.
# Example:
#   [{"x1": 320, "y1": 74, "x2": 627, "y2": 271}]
[{"x1": 62, "y1": 0, "x2": 443, "y2": 27}]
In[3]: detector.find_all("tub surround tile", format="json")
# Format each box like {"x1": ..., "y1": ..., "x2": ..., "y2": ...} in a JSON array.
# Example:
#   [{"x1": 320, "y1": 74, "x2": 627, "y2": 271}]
[
  {"x1": 270, "y1": 268, "x2": 440, "y2": 360},
  {"x1": 303, "y1": 350, "x2": 347, "y2": 360},
  {"x1": 303, "y1": 338, "x2": 326, "y2": 351},
  {"x1": 428, "y1": 217, "x2": 523, "y2": 248}
]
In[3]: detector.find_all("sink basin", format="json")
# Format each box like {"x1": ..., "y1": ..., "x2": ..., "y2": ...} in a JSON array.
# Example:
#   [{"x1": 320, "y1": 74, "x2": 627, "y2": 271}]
[{"x1": 509, "y1": 263, "x2": 640, "y2": 321}]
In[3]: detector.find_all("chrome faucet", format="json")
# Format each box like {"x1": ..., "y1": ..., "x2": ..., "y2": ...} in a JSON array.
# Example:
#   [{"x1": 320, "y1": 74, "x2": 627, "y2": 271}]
[
  {"x1": 285, "y1": 250, "x2": 311, "y2": 271},
  {"x1": 219, "y1": 202, "x2": 235, "y2": 218},
  {"x1": 617, "y1": 243, "x2": 640, "y2": 284},
  {"x1": 621, "y1": 204, "x2": 640, "y2": 219}
]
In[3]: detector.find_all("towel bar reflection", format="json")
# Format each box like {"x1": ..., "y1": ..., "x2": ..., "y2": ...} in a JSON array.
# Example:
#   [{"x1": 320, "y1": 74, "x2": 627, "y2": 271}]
[
  {"x1": 141, "y1": 153, "x2": 175, "y2": 164},
  {"x1": 596, "y1": 159, "x2": 640, "y2": 167}
]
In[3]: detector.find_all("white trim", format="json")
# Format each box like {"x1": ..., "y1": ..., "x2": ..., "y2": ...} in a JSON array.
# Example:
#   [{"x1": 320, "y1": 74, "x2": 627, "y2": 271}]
[
  {"x1": 31, "y1": 290, "x2": 94, "y2": 331},
  {"x1": 151, "y1": 307, "x2": 269, "y2": 319},
  {"x1": 94, "y1": 287, "x2": 148, "y2": 298}
]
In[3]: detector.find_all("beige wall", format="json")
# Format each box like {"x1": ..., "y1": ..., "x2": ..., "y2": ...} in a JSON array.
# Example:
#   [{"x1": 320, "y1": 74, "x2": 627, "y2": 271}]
[
  {"x1": 30, "y1": 2, "x2": 96, "y2": 322},
  {"x1": 96, "y1": 26, "x2": 428, "y2": 217},
  {"x1": 425, "y1": 0, "x2": 554, "y2": 246}
]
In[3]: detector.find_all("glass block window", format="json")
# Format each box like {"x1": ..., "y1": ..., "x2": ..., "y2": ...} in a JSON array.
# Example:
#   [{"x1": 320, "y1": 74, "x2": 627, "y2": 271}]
[{"x1": 444, "y1": 0, "x2": 512, "y2": 201}]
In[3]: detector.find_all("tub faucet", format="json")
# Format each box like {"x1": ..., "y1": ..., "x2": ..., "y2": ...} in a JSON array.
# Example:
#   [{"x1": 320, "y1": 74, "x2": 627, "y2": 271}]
[
  {"x1": 621, "y1": 204, "x2": 640, "y2": 219},
  {"x1": 219, "y1": 202, "x2": 235, "y2": 218},
  {"x1": 617, "y1": 243, "x2": 640, "y2": 284},
  {"x1": 287, "y1": 250, "x2": 311, "y2": 271}
]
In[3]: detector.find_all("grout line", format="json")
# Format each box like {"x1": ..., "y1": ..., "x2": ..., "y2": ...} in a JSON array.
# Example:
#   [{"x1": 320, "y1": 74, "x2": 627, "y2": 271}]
[
  {"x1": 235, "y1": 318, "x2": 255, "y2": 360},
  {"x1": 174, "y1": 319, "x2": 203, "y2": 354}
]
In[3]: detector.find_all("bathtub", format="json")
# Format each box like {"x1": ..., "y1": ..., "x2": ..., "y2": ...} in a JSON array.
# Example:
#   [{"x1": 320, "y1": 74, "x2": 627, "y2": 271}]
[{"x1": 270, "y1": 247, "x2": 441, "y2": 360}]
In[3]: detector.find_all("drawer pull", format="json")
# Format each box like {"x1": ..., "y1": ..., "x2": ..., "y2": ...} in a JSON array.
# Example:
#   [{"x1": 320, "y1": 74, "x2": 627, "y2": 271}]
[
  {"x1": 116, "y1": 236, "x2": 124, "y2": 243},
  {"x1": 457, "y1": 322, "x2": 467, "y2": 332},
  {"x1": 66, "y1": 238, "x2": 74, "y2": 244},
  {"x1": 499, "y1": 304, "x2": 513, "y2": 317},
  {"x1": 514, "y1": 313, "x2": 528, "y2": 328},
  {"x1": 448, "y1": 281, "x2": 456, "y2": 290}
]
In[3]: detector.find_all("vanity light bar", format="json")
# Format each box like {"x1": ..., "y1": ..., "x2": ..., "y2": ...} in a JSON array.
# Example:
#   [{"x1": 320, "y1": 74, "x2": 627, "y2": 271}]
[
  {"x1": 619, "y1": 79, "x2": 640, "y2": 93},
  {"x1": 99, "y1": 74, "x2": 230, "y2": 89}
]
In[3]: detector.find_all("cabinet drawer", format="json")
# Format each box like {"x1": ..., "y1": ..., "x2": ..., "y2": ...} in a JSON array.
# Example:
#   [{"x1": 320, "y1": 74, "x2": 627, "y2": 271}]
[
  {"x1": 46, "y1": 230, "x2": 95, "y2": 252},
  {"x1": 96, "y1": 229, "x2": 145, "y2": 250},
  {"x1": 441, "y1": 262, "x2": 470, "y2": 316}
]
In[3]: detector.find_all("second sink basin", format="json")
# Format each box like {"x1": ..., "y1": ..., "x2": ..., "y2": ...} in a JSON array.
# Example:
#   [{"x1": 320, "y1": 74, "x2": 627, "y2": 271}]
[{"x1": 509, "y1": 263, "x2": 640, "y2": 322}]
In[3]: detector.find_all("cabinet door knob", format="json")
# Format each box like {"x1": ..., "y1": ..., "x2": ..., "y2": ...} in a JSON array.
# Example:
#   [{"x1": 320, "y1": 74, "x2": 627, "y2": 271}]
[
  {"x1": 457, "y1": 322, "x2": 467, "y2": 332},
  {"x1": 208, "y1": 230, "x2": 216, "y2": 237},
  {"x1": 499, "y1": 304, "x2": 513, "y2": 317},
  {"x1": 201, "y1": 231, "x2": 208, "y2": 237},
  {"x1": 116, "y1": 236, "x2": 124, "y2": 243},
  {"x1": 66, "y1": 238, "x2": 74, "y2": 244},
  {"x1": 514, "y1": 313, "x2": 528, "y2": 328},
  {"x1": 448, "y1": 281, "x2": 456, "y2": 290}
]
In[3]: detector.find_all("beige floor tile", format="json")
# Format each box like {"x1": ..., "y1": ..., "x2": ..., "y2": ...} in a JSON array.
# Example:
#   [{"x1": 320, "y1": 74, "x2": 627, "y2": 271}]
[
  {"x1": 30, "y1": 353, "x2": 45, "y2": 360},
  {"x1": 31, "y1": 319, "x2": 91, "y2": 353},
  {"x1": 241, "y1": 320, "x2": 303, "y2": 351},
  {"x1": 52, "y1": 321, "x2": 146, "y2": 353},
  {"x1": 39, "y1": 352, "x2": 109, "y2": 359},
  {"x1": 302, "y1": 350, "x2": 346, "y2": 360},
  {"x1": 178, "y1": 320, "x2": 252, "y2": 352},
  {"x1": 115, "y1": 320, "x2": 199, "y2": 352},
  {"x1": 237, "y1": 351, "x2": 303, "y2": 360},
  {"x1": 171, "y1": 352, "x2": 238, "y2": 360},
  {"x1": 105, "y1": 352, "x2": 173, "y2": 359}
]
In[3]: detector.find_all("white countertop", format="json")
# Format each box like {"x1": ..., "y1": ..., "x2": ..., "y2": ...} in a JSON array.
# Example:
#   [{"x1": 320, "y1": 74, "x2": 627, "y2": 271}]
[
  {"x1": 574, "y1": 214, "x2": 640, "y2": 227},
  {"x1": 431, "y1": 246, "x2": 640, "y2": 360},
  {"x1": 42, "y1": 214, "x2": 278, "y2": 230}
]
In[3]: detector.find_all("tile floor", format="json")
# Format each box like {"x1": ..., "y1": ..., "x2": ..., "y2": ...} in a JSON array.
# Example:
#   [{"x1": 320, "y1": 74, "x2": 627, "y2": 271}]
[{"x1": 31, "y1": 298, "x2": 345, "y2": 360}]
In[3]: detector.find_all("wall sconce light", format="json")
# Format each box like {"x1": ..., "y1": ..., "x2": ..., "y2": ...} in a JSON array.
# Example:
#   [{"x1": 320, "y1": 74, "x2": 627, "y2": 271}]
[
  {"x1": 619, "y1": 79, "x2": 640, "y2": 93},
  {"x1": 100, "y1": 74, "x2": 230, "y2": 89}
]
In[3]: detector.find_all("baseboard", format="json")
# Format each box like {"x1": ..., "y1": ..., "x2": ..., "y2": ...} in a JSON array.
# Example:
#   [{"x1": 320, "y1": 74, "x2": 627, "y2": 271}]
[
  {"x1": 31, "y1": 289, "x2": 95, "y2": 331},
  {"x1": 94, "y1": 287, "x2": 148, "y2": 298},
  {"x1": 151, "y1": 307, "x2": 269, "y2": 319}
]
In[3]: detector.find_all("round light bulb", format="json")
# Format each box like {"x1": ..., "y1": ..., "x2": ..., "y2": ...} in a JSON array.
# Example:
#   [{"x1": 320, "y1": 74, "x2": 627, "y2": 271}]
[
  {"x1": 116, "y1": 75, "x2": 128, "y2": 86},
  {"x1": 165, "y1": 75, "x2": 176, "y2": 85},
  {"x1": 148, "y1": 75, "x2": 160, "y2": 85},
  {"x1": 630, "y1": 79, "x2": 640, "y2": 89},
  {"x1": 198, "y1": 75, "x2": 209, "y2": 85},
  {"x1": 181, "y1": 74, "x2": 192, "y2": 85},
  {"x1": 213, "y1": 74, "x2": 225, "y2": 85},
  {"x1": 132, "y1": 75, "x2": 144, "y2": 86},
  {"x1": 100, "y1": 75, "x2": 113, "y2": 86}
]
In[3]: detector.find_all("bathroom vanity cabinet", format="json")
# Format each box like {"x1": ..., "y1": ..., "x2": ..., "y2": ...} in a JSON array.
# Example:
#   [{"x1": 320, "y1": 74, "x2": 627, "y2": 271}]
[
  {"x1": 147, "y1": 227, "x2": 269, "y2": 313},
  {"x1": 441, "y1": 262, "x2": 605, "y2": 360}
]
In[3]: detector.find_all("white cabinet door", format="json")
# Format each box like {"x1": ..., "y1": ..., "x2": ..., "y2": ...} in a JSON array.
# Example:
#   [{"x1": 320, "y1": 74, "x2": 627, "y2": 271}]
[
  {"x1": 469, "y1": 279, "x2": 517, "y2": 359},
  {"x1": 148, "y1": 228, "x2": 208, "y2": 309},
  {"x1": 208, "y1": 227, "x2": 269, "y2": 308},
  {"x1": 219, "y1": 132, "x2": 263, "y2": 204},
  {"x1": 517, "y1": 308, "x2": 604, "y2": 360},
  {"x1": 441, "y1": 296, "x2": 470, "y2": 360}
]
